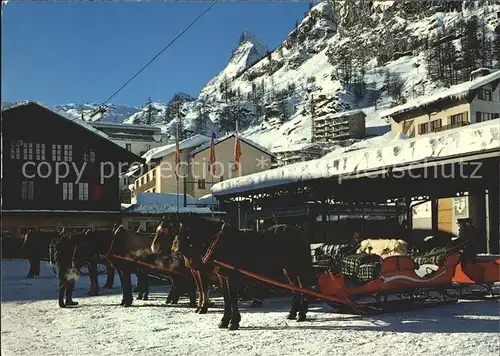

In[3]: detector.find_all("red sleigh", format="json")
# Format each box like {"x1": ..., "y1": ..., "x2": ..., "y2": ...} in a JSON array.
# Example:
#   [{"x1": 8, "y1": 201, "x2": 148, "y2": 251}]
[{"x1": 316, "y1": 253, "x2": 461, "y2": 305}]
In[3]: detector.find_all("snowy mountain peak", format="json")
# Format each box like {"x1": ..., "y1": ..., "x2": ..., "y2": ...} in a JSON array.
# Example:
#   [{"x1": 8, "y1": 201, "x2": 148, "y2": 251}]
[{"x1": 200, "y1": 31, "x2": 268, "y2": 99}]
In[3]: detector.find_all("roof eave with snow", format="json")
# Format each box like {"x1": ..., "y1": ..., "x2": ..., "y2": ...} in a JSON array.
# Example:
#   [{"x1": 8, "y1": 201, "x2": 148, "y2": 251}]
[
  {"x1": 211, "y1": 119, "x2": 500, "y2": 198},
  {"x1": 381, "y1": 70, "x2": 500, "y2": 120}
]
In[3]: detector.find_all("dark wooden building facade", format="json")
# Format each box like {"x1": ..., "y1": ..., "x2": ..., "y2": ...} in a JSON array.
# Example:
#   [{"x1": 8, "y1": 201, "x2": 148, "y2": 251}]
[{"x1": 2, "y1": 102, "x2": 142, "y2": 236}]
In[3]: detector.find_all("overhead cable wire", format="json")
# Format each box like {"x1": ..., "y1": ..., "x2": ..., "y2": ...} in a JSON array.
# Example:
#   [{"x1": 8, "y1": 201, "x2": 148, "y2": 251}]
[{"x1": 101, "y1": 1, "x2": 217, "y2": 106}]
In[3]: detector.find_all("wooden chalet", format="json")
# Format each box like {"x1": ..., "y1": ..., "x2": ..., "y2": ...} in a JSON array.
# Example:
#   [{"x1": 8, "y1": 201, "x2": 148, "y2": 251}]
[{"x1": 2, "y1": 102, "x2": 142, "y2": 237}]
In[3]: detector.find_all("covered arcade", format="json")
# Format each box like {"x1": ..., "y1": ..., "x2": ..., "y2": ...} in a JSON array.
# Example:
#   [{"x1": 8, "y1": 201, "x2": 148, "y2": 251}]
[{"x1": 212, "y1": 120, "x2": 500, "y2": 254}]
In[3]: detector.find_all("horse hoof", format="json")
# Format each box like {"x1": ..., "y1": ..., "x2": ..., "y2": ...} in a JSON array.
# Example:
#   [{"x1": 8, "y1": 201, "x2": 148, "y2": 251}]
[
  {"x1": 296, "y1": 314, "x2": 306, "y2": 322},
  {"x1": 59, "y1": 302, "x2": 66, "y2": 308},
  {"x1": 198, "y1": 308, "x2": 208, "y2": 314},
  {"x1": 228, "y1": 323, "x2": 239, "y2": 331},
  {"x1": 66, "y1": 300, "x2": 78, "y2": 306},
  {"x1": 287, "y1": 313, "x2": 297, "y2": 320},
  {"x1": 218, "y1": 321, "x2": 230, "y2": 329}
]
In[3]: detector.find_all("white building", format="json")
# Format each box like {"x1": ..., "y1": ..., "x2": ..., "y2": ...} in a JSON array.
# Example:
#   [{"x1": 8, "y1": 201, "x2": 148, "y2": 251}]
[
  {"x1": 90, "y1": 122, "x2": 170, "y2": 201},
  {"x1": 272, "y1": 142, "x2": 324, "y2": 167}
]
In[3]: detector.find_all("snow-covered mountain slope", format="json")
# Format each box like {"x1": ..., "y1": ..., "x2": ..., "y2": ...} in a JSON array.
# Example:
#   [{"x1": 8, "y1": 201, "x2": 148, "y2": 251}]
[
  {"x1": 4, "y1": 1, "x2": 500, "y2": 153},
  {"x1": 1, "y1": 101, "x2": 142, "y2": 124},
  {"x1": 175, "y1": 0, "x2": 500, "y2": 150}
]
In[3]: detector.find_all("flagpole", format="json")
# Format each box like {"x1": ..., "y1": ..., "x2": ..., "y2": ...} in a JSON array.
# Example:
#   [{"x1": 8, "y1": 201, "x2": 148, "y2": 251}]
[
  {"x1": 211, "y1": 123, "x2": 215, "y2": 218},
  {"x1": 176, "y1": 121, "x2": 179, "y2": 215}
]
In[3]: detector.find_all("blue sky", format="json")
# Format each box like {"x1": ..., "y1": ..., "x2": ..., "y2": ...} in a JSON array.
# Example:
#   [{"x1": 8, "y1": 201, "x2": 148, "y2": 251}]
[{"x1": 2, "y1": 1, "x2": 312, "y2": 107}]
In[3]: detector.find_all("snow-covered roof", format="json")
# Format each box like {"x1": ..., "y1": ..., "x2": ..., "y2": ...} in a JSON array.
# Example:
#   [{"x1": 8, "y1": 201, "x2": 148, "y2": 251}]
[
  {"x1": 123, "y1": 192, "x2": 222, "y2": 215},
  {"x1": 272, "y1": 142, "x2": 322, "y2": 153},
  {"x1": 3, "y1": 101, "x2": 111, "y2": 140},
  {"x1": 196, "y1": 193, "x2": 217, "y2": 206},
  {"x1": 123, "y1": 204, "x2": 216, "y2": 215},
  {"x1": 91, "y1": 122, "x2": 162, "y2": 132},
  {"x1": 142, "y1": 134, "x2": 210, "y2": 164},
  {"x1": 136, "y1": 192, "x2": 197, "y2": 206},
  {"x1": 381, "y1": 70, "x2": 500, "y2": 119},
  {"x1": 211, "y1": 119, "x2": 500, "y2": 197},
  {"x1": 190, "y1": 133, "x2": 276, "y2": 158}
]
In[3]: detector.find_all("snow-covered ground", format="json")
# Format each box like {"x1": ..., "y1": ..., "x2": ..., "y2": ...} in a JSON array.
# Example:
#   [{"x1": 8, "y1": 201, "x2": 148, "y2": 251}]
[{"x1": 2, "y1": 260, "x2": 499, "y2": 356}]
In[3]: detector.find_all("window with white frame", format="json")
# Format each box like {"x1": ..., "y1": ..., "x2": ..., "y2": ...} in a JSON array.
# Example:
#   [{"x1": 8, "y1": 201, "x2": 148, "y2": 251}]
[
  {"x1": 23, "y1": 142, "x2": 33, "y2": 160},
  {"x1": 35, "y1": 143, "x2": 46, "y2": 160},
  {"x1": 62, "y1": 182, "x2": 73, "y2": 200},
  {"x1": 52, "y1": 144, "x2": 62, "y2": 161},
  {"x1": 63, "y1": 144, "x2": 73, "y2": 161},
  {"x1": 78, "y1": 183, "x2": 89, "y2": 200},
  {"x1": 21, "y1": 181, "x2": 34, "y2": 200},
  {"x1": 10, "y1": 141, "x2": 21, "y2": 159}
]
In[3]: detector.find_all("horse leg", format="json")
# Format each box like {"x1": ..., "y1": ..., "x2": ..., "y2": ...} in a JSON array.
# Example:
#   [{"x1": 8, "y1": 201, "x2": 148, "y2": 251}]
[
  {"x1": 166, "y1": 277, "x2": 175, "y2": 304},
  {"x1": 218, "y1": 275, "x2": 231, "y2": 329},
  {"x1": 27, "y1": 259, "x2": 35, "y2": 278},
  {"x1": 198, "y1": 269, "x2": 210, "y2": 314},
  {"x1": 170, "y1": 278, "x2": 180, "y2": 304},
  {"x1": 143, "y1": 273, "x2": 149, "y2": 301},
  {"x1": 87, "y1": 262, "x2": 99, "y2": 296},
  {"x1": 227, "y1": 274, "x2": 241, "y2": 331},
  {"x1": 190, "y1": 269, "x2": 202, "y2": 313},
  {"x1": 136, "y1": 272, "x2": 144, "y2": 300},
  {"x1": 285, "y1": 270, "x2": 300, "y2": 320},
  {"x1": 116, "y1": 268, "x2": 127, "y2": 306},
  {"x1": 296, "y1": 276, "x2": 308, "y2": 322},
  {"x1": 104, "y1": 262, "x2": 115, "y2": 289},
  {"x1": 122, "y1": 270, "x2": 134, "y2": 307},
  {"x1": 187, "y1": 274, "x2": 197, "y2": 307},
  {"x1": 65, "y1": 278, "x2": 78, "y2": 306}
]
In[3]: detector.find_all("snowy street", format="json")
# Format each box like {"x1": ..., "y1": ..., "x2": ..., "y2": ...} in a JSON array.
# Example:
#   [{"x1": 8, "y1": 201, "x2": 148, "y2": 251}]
[{"x1": 1, "y1": 260, "x2": 499, "y2": 356}]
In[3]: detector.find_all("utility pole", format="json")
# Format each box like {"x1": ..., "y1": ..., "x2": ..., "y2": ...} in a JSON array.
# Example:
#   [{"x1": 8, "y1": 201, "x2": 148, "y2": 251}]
[{"x1": 183, "y1": 176, "x2": 187, "y2": 207}]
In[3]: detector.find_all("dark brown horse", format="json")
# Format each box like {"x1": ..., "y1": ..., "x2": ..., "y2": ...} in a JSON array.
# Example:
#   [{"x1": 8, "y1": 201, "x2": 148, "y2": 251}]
[
  {"x1": 171, "y1": 215, "x2": 314, "y2": 330},
  {"x1": 21, "y1": 229, "x2": 57, "y2": 277}
]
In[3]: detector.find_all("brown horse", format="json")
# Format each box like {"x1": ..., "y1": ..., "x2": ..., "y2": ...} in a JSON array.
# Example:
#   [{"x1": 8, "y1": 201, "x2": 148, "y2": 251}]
[
  {"x1": 171, "y1": 215, "x2": 314, "y2": 330},
  {"x1": 78, "y1": 224, "x2": 196, "y2": 307}
]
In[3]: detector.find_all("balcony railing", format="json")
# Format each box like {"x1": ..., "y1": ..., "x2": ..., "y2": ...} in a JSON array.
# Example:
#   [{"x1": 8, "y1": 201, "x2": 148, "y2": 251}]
[
  {"x1": 432, "y1": 121, "x2": 469, "y2": 133},
  {"x1": 134, "y1": 178, "x2": 156, "y2": 195}
]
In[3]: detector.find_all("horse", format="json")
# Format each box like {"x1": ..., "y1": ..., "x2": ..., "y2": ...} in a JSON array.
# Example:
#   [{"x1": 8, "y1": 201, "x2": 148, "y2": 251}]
[
  {"x1": 172, "y1": 215, "x2": 314, "y2": 330},
  {"x1": 21, "y1": 229, "x2": 57, "y2": 277},
  {"x1": 153, "y1": 217, "x2": 268, "y2": 310},
  {"x1": 77, "y1": 223, "x2": 196, "y2": 307}
]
